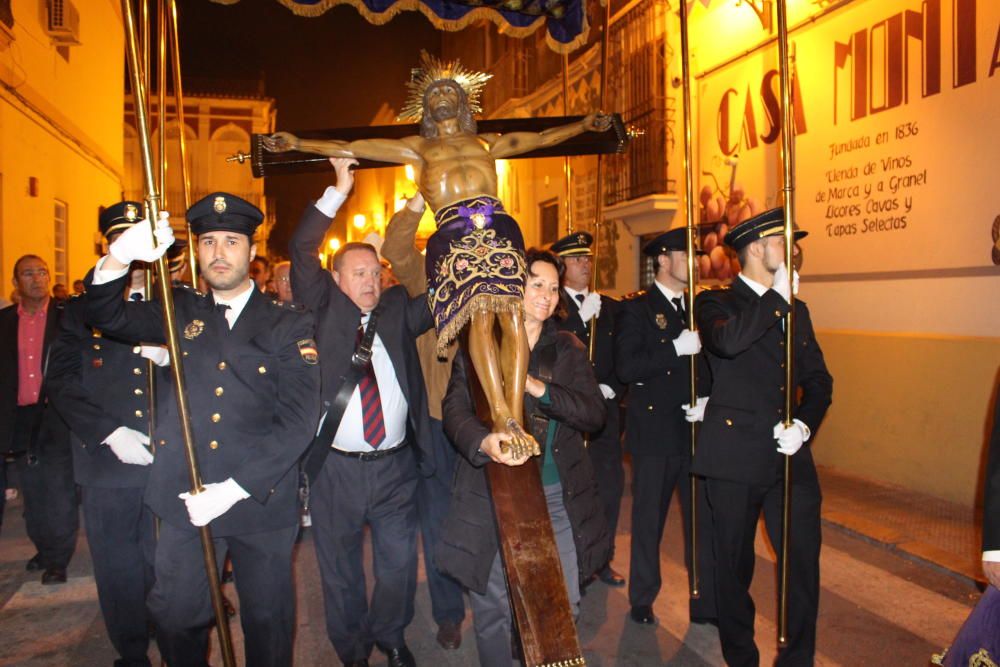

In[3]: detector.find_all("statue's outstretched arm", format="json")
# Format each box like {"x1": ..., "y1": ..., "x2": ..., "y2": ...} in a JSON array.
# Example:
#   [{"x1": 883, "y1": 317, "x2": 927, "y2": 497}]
[
  {"x1": 488, "y1": 112, "x2": 612, "y2": 159},
  {"x1": 263, "y1": 133, "x2": 422, "y2": 165}
]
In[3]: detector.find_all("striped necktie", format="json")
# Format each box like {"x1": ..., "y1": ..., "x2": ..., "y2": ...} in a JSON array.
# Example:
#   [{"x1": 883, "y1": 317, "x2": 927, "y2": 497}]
[{"x1": 357, "y1": 324, "x2": 385, "y2": 449}]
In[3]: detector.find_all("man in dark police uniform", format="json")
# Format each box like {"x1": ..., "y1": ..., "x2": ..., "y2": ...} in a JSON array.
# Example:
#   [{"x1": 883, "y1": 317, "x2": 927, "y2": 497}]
[
  {"x1": 47, "y1": 201, "x2": 158, "y2": 667},
  {"x1": 615, "y1": 227, "x2": 714, "y2": 626},
  {"x1": 551, "y1": 230, "x2": 626, "y2": 587},
  {"x1": 693, "y1": 208, "x2": 833, "y2": 667},
  {"x1": 83, "y1": 193, "x2": 321, "y2": 667}
]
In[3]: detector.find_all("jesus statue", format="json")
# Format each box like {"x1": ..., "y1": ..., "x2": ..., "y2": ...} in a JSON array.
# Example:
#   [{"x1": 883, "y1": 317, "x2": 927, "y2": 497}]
[{"x1": 263, "y1": 51, "x2": 612, "y2": 458}]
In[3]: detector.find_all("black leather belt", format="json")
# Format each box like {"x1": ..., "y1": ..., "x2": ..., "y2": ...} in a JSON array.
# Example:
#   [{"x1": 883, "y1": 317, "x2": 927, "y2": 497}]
[{"x1": 330, "y1": 441, "x2": 409, "y2": 462}]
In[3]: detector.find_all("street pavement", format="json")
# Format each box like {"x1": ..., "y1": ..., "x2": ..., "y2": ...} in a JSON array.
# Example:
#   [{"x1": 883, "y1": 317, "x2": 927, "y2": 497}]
[{"x1": 0, "y1": 470, "x2": 983, "y2": 667}]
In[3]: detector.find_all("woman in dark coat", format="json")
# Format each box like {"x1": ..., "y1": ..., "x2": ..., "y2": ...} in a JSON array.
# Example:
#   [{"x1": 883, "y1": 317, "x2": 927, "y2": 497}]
[{"x1": 436, "y1": 248, "x2": 610, "y2": 667}]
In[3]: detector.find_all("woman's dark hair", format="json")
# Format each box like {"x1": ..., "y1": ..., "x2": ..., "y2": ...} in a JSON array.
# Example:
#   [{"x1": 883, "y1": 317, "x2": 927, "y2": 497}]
[{"x1": 524, "y1": 248, "x2": 564, "y2": 279}]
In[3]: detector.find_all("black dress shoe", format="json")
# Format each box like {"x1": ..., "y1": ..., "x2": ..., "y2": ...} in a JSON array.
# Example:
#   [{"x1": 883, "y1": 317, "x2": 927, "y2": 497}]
[
  {"x1": 598, "y1": 565, "x2": 626, "y2": 587},
  {"x1": 26, "y1": 554, "x2": 42, "y2": 571},
  {"x1": 341, "y1": 661, "x2": 368, "y2": 667},
  {"x1": 383, "y1": 645, "x2": 416, "y2": 667},
  {"x1": 436, "y1": 620, "x2": 462, "y2": 650},
  {"x1": 41, "y1": 567, "x2": 67, "y2": 585},
  {"x1": 630, "y1": 605, "x2": 657, "y2": 625}
]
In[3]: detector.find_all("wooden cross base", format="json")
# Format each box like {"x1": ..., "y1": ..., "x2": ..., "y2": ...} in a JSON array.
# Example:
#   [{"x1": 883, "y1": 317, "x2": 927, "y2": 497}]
[{"x1": 487, "y1": 461, "x2": 586, "y2": 667}]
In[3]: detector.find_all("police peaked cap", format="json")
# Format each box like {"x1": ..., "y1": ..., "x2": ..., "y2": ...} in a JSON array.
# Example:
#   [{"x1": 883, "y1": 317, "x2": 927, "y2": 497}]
[
  {"x1": 99, "y1": 201, "x2": 144, "y2": 240},
  {"x1": 187, "y1": 192, "x2": 263, "y2": 238},
  {"x1": 724, "y1": 207, "x2": 809, "y2": 252},
  {"x1": 643, "y1": 228, "x2": 706, "y2": 256},
  {"x1": 551, "y1": 231, "x2": 594, "y2": 257}
]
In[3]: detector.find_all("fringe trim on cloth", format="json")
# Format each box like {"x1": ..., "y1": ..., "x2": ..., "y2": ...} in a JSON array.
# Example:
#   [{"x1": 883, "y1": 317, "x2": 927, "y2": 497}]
[
  {"x1": 269, "y1": 0, "x2": 591, "y2": 54},
  {"x1": 435, "y1": 293, "x2": 523, "y2": 356}
]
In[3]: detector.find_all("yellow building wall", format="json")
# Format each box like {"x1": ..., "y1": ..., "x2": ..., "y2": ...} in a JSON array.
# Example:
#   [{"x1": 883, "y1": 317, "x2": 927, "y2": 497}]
[
  {"x1": 811, "y1": 330, "x2": 999, "y2": 508},
  {"x1": 0, "y1": 0, "x2": 124, "y2": 284}
]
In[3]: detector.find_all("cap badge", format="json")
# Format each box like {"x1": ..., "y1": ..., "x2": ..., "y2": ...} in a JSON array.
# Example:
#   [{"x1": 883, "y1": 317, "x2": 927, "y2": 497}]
[
  {"x1": 577, "y1": 234, "x2": 586, "y2": 244},
  {"x1": 125, "y1": 204, "x2": 138, "y2": 221},
  {"x1": 213, "y1": 196, "x2": 227, "y2": 214}
]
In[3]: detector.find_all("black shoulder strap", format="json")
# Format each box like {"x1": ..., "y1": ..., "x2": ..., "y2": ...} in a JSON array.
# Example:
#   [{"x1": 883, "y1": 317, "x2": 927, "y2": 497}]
[
  {"x1": 527, "y1": 340, "x2": 557, "y2": 445},
  {"x1": 302, "y1": 303, "x2": 383, "y2": 480}
]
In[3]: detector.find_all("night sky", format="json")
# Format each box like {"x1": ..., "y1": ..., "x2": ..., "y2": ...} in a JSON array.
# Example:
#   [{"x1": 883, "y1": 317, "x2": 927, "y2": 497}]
[{"x1": 174, "y1": 0, "x2": 443, "y2": 256}]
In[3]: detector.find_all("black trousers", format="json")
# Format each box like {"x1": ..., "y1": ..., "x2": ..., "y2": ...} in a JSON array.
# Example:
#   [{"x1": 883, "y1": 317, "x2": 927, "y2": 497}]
[
  {"x1": 311, "y1": 445, "x2": 419, "y2": 662},
  {"x1": 11, "y1": 405, "x2": 78, "y2": 569},
  {"x1": 705, "y1": 473, "x2": 821, "y2": 667},
  {"x1": 148, "y1": 520, "x2": 298, "y2": 667},
  {"x1": 586, "y1": 398, "x2": 624, "y2": 564},
  {"x1": 417, "y1": 419, "x2": 466, "y2": 626},
  {"x1": 81, "y1": 486, "x2": 155, "y2": 667},
  {"x1": 628, "y1": 453, "x2": 716, "y2": 619}
]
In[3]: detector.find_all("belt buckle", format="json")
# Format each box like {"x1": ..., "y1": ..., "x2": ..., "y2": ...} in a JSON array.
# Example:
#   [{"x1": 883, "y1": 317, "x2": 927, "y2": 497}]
[{"x1": 359, "y1": 450, "x2": 378, "y2": 462}]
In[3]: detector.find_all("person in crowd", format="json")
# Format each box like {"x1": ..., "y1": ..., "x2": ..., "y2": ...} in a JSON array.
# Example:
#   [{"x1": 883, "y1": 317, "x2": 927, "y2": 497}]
[
  {"x1": 290, "y1": 157, "x2": 434, "y2": 667},
  {"x1": 48, "y1": 201, "x2": 157, "y2": 666},
  {"x1": 272, "y1": 260, "x2": 293, "y2": 303},
  {"x1": 693, "y1": 207, "x2": 833, "y2": 666},
  {"x1": 52, "y1": 283, "x2": 69, "y2": 303},
  {"x1": 84, "y1": 193, "x2": 320, "y2": 667},
  {"x1": 615, "y1": 228, "x2": 716, "y2": 626},
  {"x1": 0, "y1": 254, "x2": 78, "y2": 584},
  {"x1": 551, "y1": 230, "x2": 626, "y2": 589},
  {"x1": 381, "y1": 192, "x2": 467, "y2": 650},
  {"x1": 436, "y1": 248, "x2": 609, "y2": 667}
]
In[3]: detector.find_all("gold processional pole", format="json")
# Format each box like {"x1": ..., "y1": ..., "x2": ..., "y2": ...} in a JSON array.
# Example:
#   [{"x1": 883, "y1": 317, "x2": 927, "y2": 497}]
[
  {"x1": 678, "y1": 0, "x2": 701, "y2": 601},
  {"x1": 157, "y1": 0, "x2": 167, "y2": 212},
  {"x1": 562, "y1": 53, "x2": 574, "y2": 234},
  {"x1": 121, "y1": 2, "x2": 237, "y2": 664},
  {"x1": 775, "y1": 0, "x2": 796, "y2": 648},
  {"x1": 167, "y1": 0, "x2": 197, "y2": 287},
  {"x1": 586, "y1": 0, "x2": 612, "y2": 366}
]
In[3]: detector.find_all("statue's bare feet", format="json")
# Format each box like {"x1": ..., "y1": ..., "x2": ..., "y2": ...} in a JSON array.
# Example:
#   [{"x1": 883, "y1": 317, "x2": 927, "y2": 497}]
[{"x1": 503, "y1": 418, "x2": 540, "y2": 459}]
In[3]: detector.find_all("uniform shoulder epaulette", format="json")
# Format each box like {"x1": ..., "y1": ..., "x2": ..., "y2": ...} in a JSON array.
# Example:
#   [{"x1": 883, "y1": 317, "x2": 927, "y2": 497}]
[
  {"x1": 176, "y1": 283, "x2": 205, "y2": 297},
  {"x1": 271, "y1": 299, "x2": 306, "y2": 312},
  {"x1": 623, "y1": 289, "x2": 647, "y2": 301},
  {"x1": 69, "y1": 292, "x2": 84, "y2": 300},
  {"x1": 700, "y1": 283, "x2": 730, "y2": 292}
]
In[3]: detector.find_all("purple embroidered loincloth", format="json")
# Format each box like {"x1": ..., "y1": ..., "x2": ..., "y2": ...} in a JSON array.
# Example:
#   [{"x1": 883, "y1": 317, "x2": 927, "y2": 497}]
[{"x1": 425, "y1": 196, "x2": 526, "y2": 354}]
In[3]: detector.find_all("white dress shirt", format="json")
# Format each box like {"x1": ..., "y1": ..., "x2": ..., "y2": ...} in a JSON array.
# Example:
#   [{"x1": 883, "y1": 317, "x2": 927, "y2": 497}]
[
  {"x1": 332, "y1": 313, "x2": 409, "y2": 452},
  {"x1": 652, "y1": 279, "x2": 685, "y2": 306}
]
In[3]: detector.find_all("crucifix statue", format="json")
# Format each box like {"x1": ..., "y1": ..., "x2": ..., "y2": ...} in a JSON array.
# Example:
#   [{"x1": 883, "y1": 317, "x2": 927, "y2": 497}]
[{"x1": 263, "y1": 51, "x2": 612, "y2": 458}]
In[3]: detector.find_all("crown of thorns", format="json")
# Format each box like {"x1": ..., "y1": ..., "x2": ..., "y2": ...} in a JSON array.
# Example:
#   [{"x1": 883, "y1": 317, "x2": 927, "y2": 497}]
[{"x1": 397, "y1": 51, "x2": 493, "y2": 122}]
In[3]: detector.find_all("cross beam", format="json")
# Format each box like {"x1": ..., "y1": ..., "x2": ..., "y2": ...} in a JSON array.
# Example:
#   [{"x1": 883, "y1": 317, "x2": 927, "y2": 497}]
[{"x1": 238, "y1": 114, "x2": 630, "y2": 178}]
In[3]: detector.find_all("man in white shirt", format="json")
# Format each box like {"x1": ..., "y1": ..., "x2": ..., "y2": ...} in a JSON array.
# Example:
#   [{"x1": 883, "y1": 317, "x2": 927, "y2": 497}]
[
  {"x1": 551, "y1": 230, "x2": 627, "y2": 588},
  {"x1": 83, "y1": 192, "x2": 321, "y2": 667},
  {"x1": 692, "y1": 208, "x2": 832, "y2": 666},
  {"x1": 290, "y1": 158, "x2": 435, "y2": 667},
  {"x1": 615, "y1": 228, "x2": 716, "y2": 626}
]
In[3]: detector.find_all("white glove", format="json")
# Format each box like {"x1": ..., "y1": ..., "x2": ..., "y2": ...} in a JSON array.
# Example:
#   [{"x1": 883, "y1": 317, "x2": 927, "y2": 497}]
[
  {"x1": 773, "y1": 420, "x2": 809, "y2": 456},
  {"x1": 672, "y1": 329, "x2": 702, "y2": 356},
  {"x1": 109, "y1": 213, "x2": 175, "y2": 265},
  {"x1": 599, "y1": 384, "x2": 616, "y2": 400},
  {"x1": 103, "y1": 426, "x2": 153, "y2": 465},
  {"x1": 682, "y1": 396, "x2": 709, "y2": 423},
  {"x1": 139, "y1": 345, "x2": 170, "y2": 367},
  {"x1": 577, "y1": 292, "x2": 602, "y2": 323},
  {"x1": 179, "y1": 478, "x2": 250, "y2": 527},
  {"x1": 771, "y1": 263, "x2": 800, "y2": 304}
]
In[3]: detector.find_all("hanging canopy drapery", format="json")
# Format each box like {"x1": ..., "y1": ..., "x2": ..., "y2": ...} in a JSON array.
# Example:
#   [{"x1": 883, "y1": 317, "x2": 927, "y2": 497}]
[{"x1": 209, "y1": 0, "x2": 596, "y2": 52}]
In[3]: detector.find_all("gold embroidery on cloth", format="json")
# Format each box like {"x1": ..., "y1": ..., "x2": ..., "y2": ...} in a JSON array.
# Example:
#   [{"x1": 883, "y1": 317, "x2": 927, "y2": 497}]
[{"x1": 430, "y1": 227, "x2": 525, "y2": 354}]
